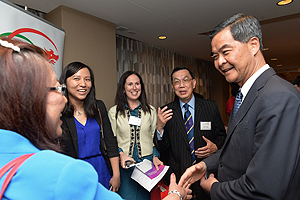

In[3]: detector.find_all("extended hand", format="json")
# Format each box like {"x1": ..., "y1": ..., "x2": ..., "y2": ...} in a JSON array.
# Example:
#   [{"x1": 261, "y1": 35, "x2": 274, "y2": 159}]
[
  {"x1": 163, "y1": 173, "x2": 192, "y2": 200},
  {"x1": 178, "y1": 161, "x2": 207, "y2": 188},
  {"x1": 195, "y1": 136, "x2": 218, "y2": 159}
]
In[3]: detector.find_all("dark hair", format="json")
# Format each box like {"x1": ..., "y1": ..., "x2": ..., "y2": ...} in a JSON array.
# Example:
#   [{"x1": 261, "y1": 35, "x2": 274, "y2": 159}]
[
  {"x1": 115, "y1": 71, "x2": 151, "y2": 116},
  {"x1": 209, "y1": 13, "x2": 263, "y2": 52},
  {"x1": 292, "y1": 75, "x2": 300, "y2": 87},
  {"x1": 59, "y1": 62, "x2": 98, "y2": 117},
  {"x1": 171, "y1": 67, "x2": 194, "y2": 83},
  {"x1": 0, "y1": 37, "x2": 61, "y2": 152}
]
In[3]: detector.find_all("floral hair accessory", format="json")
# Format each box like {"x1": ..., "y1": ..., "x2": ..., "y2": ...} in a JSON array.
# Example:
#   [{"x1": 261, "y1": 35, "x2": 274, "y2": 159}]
[{"x1": 0, "y1": 39, "x2": 20, "y2": 52}]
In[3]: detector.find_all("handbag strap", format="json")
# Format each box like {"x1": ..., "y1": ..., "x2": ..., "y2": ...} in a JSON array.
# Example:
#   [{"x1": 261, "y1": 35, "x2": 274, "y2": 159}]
[
  {"x1": 98, "y1": 108, "x2": 104, "y2": 139},
  {"x1": 0, "y1": 153, "x2": 35, "y2": 199}
]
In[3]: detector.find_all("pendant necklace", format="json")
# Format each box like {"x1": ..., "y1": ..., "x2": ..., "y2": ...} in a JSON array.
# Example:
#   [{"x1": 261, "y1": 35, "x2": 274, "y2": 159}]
[{"x1": 76, "y1": 108, "x2": 84, "y2": 116}]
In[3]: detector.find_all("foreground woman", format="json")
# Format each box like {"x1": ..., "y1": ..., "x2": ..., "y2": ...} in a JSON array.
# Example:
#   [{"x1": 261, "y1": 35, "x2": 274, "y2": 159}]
[{"x1": 0, "y1": 37, "x2": 122, "y2": 199}]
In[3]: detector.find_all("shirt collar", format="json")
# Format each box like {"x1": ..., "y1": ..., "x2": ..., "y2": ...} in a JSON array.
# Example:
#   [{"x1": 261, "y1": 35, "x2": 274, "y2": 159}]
[
  {"x1": 240, "y1": 64, "x2": 270, "y2": 102},
  {"x1": 179, "y1": 94, "x2": 195, "y2": 110}
]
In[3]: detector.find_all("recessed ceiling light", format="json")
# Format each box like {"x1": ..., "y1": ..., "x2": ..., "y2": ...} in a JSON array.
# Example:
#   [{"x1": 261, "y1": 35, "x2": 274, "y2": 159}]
[
  {"x1": 276, "y1": 0, "x2": 293, "y2": 6},
  {"x1": 263, "y1": 48, "x2": 269, "y2": 51},
  {"x1": 277, "y1": 64, "x2": 283, "y2": 67},
  {"x1": 271, "y1": 58, "x2": 278, "y2": 61},
  {"x1": 158, "y1": 35, "x2": 167, "y2": 40}
]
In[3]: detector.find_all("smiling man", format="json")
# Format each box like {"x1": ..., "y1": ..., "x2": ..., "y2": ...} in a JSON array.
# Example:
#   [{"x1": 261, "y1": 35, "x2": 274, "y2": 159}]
[
  {"x1": 155, "y1": 67, "x2": 226, "y2": 200},
  {"x1": 179, "y1": 13, "x2": 300, "y2": 200}
]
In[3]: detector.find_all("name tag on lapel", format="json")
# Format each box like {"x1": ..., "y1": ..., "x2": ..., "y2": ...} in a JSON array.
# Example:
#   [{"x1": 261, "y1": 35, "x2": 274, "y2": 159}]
[
  {"x1": 200, "y1": 122, "x2": 211, "y2": 130},
  {"x1": 129, "y1": 116, "x2": 141, "y2": 126}
]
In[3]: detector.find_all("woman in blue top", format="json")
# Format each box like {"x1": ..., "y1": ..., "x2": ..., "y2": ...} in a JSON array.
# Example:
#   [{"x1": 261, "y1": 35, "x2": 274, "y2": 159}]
[
  {"x1": 108, "y1": 71, "x2": 164, "y2": 200},
  {"x1": 59, "y1": 62, "x2": 120, "y2": 191},
  {"x1": 0, "y1": 37, "x2": 122, "y2": 199}
]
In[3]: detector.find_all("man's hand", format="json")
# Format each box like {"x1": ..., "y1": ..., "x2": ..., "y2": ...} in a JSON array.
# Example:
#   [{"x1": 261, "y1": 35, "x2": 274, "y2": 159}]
[
  {"x1": 195, "y1": 136, "x2": 218, "y2": 159},
  {"x1": 178, "y1": 161, "x2": 207, "y2": 188},
  {"x1": 157, "y1": 106, "x2": 173, "y2": 133},
  {"x1": 163, "y1": 173, "x2": 192, "y2": 200},
  {"x1": 200, "y1": 173, "x2": 218, "y2": 194}
]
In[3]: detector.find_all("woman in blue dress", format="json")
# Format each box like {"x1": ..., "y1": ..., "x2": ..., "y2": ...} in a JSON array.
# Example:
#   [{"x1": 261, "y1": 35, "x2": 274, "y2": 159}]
[
  {"x1": 108, "y1": 71, "x2": 164, "y2": 200},
  {"x1": 59, "y1": 62, "x2": 120, "y2": 191}
]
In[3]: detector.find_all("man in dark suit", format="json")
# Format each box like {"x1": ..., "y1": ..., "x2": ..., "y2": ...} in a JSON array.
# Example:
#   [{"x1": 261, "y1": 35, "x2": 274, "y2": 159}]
[
  {"x1": 179, "y1": 13, "x2": 300, "y2": 199},
  {"x1": 155, "y1": 66, "x2": 226, "y2": 200}
]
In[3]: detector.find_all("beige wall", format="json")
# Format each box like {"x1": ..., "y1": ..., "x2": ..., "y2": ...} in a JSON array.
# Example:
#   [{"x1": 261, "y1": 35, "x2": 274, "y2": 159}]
[{"x1": 45, "y1": 6, "x2": 117, "y2": 109}]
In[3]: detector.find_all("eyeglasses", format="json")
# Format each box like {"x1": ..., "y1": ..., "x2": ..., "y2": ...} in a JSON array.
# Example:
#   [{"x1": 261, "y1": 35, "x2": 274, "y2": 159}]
[
  {"x1": 173, "y1": 77, "x2": 192, "y2": 86},
  {"x1": 49, "y1": 84, "x2": 66, "y2": 96}
]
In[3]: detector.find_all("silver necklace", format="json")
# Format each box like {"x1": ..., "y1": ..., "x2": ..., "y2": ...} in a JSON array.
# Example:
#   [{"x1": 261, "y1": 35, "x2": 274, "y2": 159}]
[{"x1": 76, "y1": 108, "x2": 84, "y2": 116}]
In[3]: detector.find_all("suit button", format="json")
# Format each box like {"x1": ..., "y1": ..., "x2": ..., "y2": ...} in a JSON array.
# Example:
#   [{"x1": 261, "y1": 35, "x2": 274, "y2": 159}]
[{"x1": 219, "y1": 162, "x2": 223, "y2": 168}]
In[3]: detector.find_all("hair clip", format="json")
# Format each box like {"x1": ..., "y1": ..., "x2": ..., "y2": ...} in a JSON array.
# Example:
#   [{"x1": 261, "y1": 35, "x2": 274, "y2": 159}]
[{"x1": 0, "y1": 39, "x2": 21, "y2": 52}]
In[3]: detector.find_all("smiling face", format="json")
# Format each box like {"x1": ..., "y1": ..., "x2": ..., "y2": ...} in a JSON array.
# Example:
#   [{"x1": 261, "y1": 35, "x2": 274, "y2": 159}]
[
  {"x1": 46, "y1": 67, "x2": 67, "y2": 136},
  {"x1": 211, "y1": 27, "x2": 256, "y2": 87},
  {"x1": 124, "y1": 74, "x2": 142, "y2": 103},
  {"x1": 172, "y1": 69, "x2": 196, "y2": 103},
  {"x1": 66, "y1": 67, "x2": 92, "y2": 103}
]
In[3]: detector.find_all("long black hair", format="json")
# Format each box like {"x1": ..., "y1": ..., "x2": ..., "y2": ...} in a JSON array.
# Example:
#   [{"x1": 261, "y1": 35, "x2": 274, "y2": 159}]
[
  {"x1": 115, "y1": 71, "x2": 151, "y2": 116},
  {"x1": 59, "y1": 61, "x2": 98, "y2": 117}
]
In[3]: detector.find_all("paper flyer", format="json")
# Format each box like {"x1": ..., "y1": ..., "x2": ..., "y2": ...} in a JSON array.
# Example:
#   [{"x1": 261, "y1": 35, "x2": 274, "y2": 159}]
[{"x1": 131, "y1": 159, "x2": 169, "y2": 192}]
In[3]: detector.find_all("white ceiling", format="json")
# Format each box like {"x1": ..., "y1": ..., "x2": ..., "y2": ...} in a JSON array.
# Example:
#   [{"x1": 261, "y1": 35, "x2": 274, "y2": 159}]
[{"x1": 11, "y1": 0, "x2": 300, "y2": 81}]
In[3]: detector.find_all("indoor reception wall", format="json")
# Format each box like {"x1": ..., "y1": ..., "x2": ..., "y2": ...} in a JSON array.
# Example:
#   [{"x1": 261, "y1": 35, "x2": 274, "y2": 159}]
[{"x1": 45, "y1": 5, "x2": 228, "y2": 122}]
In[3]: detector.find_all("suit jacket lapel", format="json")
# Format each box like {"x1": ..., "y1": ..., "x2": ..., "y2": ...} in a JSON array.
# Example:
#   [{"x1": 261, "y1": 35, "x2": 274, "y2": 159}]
[
  {"x1": 194, "y1": 95, "x2": 203, "y2": 144},
  {"x1": 64, "y1": 116, "x2": 79, "y2": 157},
  {"x1": 173, "y1": 100, "x2": 190, "y2": 147},
  {"x1": 226, "y1": 68, "x2": 276, "y2": 140}
]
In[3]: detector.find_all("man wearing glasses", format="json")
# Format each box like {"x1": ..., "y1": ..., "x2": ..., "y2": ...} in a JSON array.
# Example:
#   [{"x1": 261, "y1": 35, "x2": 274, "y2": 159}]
[{"x1": 155, "y1": 67, "x2": 226, "y2": 200}]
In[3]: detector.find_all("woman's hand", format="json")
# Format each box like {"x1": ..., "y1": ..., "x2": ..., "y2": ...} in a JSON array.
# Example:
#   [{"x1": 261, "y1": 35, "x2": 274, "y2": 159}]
[
  {"x1": 119, "y1": 151, "x2": 135, "y2": 169},
  {"x1": 109, "y1": 174, "x2": 120, "y2": 192},
  {"x1": 109, "y1": 157, "x2": 121, "y2": 192},
  {"x1": 163, "y1": 173, "x2": 192, "y2": 200},
  {"x1": 153, "y1": 155, "x2": 164, "y2": 170}
]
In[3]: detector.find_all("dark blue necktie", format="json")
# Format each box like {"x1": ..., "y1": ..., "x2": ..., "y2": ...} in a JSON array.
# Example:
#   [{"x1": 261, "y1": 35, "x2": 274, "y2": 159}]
[
  {"x1": 184, "y1": 104, "x2": 196, "y2": 165},
  {"x1": 231, "y1": 91, "x2": 243, "y2": 120}
]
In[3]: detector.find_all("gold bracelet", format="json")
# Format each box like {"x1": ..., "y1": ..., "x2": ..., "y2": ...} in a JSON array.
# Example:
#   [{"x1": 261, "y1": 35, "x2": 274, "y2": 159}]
[{"x1": 168, "y1": 190, "x2": 183, "y2": 200}]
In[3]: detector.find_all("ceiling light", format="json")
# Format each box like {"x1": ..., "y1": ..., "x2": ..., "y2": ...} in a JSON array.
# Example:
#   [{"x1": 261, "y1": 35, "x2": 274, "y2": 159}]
[
  {"x1": 262, "y1": 48, "x2": 269, "y2": 51},
  {"x1": 277, "y1": 64, "x2": 283, "y2": 67},
  {"x1": 116, "y1": 26, "x2": 128, "y2": 31},
  {"x1": 276, "y1": 0, "x2": 293, "y2": 6},
  {"x1": 158, "y1": 35, "x2": 167, "y2": 40},
  {"x1": 271, "y1": 58, "x2": 278, "y2": 61}
]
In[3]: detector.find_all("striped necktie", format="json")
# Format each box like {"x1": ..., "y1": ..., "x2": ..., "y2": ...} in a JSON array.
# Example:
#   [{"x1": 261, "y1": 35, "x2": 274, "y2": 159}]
[
  {"x1": 184, "y1": 104, "x2": 196, "y2": 165},
  {"x1": 231, "y1": 90, "x2": 243, "y2": 120}
]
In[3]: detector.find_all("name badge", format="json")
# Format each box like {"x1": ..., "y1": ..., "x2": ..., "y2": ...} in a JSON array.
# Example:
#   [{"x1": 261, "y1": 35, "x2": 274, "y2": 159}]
[
  {"x1": 129, "y1": 116, "x2": 141, "y2": 126},
  {"x1": 200, "y1": 122, "x2": 211, "y2": 130}
]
